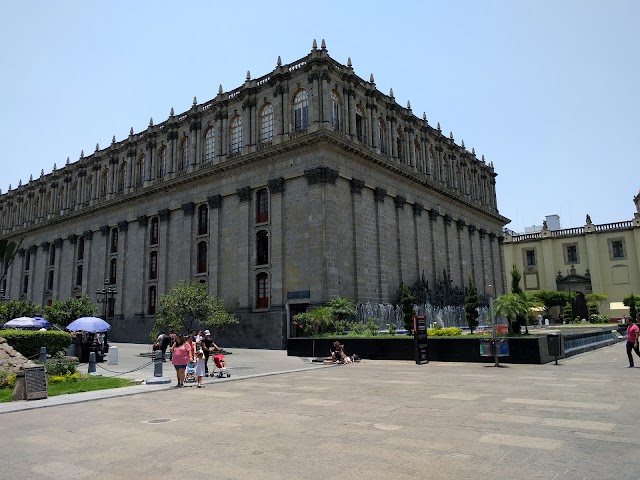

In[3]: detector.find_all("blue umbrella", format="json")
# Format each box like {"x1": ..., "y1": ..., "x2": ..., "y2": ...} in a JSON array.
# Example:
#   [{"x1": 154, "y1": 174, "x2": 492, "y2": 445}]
[
  {"x1": 67, "y1": 317, "x2": 111, "y2": 332},
  {"x1": 3, "y1": 317, "x2": 42, "y2": 329},
  {"x1": 33, "y1": 317, "x2": 53, "y2": 328}
]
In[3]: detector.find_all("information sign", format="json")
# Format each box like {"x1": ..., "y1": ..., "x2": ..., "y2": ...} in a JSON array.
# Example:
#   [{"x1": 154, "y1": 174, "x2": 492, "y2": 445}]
[
  {"x1": 25, "y1": 366, "x2": 48, "y2": 400},
  {"x1": 413, "y1": 315, "x2": 428, "y2": 364}
]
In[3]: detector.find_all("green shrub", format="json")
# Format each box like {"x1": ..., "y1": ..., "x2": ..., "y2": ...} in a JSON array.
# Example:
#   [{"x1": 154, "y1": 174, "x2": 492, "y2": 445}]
[
  {"x1": 49, "y1": 372, "x2": 80, "y2": 383},
  {"x1": 46, "y1": 352, "x2": 78, "y2": 376},
  {"x1": 427, "y1": 327, "x2": 463, "y2": 337},
  {"x1": 589, "y1": 313, "x2": 609, "y2": 324},
  {"x1": 350, "y1": 322, "x2": 365, "y2": 334},
  {"x1": 388, "y1": 323, "x2": 397, "y2": 335},
  {"x1": 365, "y1": 317, "x2": 379, "y2": 335},
  {"x1": 1, "y1": 330, "x2": 71, "y2": 359},
  {"x1": 0, "y1": 372, "x2": 17, "y2": 389},
  {"x1": 432, "y1": 322, "x2": 443, "y2": 330}
]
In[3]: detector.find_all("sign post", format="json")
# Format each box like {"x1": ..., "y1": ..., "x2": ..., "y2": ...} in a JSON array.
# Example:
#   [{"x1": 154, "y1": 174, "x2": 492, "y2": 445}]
[
  {"x1": 485, "y1": 284, "x2": 499, "y2": 367},
  {"x1": 413, "y1": 315, "x2": 428, "y2": 364}
]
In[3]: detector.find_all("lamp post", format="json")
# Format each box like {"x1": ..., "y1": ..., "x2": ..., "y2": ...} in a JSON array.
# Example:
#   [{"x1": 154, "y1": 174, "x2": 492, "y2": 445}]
[
  {"x1": 485, "y1": 284, "x2": 498, "y2": 367},
  {"x1": 95, "y1": 279, "x2": 117, "y2": 320}
]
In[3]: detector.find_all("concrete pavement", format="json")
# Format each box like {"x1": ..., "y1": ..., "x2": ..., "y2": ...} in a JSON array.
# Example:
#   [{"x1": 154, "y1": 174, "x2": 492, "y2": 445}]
[{"x1": 1, "y1": 342, "x2": 638, "y2": 479}]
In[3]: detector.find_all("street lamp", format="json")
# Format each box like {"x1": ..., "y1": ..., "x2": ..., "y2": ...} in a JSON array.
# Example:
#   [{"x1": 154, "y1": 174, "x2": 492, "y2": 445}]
[
  {"x1": 95, "y1": 279, "x2": 117, "y2": 320},
  {"x1": 485, "y1": 284, "x2": 498, "y2": 367}
]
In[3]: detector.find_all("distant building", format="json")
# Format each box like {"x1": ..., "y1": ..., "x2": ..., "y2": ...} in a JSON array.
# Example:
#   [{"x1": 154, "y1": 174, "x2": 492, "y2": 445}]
[
  {"x1": 0, "y1": 41, "x2": 508, "y2": 346},
  {"x1": 503, "y1": 194, "x2": 640, "y2": 319}
]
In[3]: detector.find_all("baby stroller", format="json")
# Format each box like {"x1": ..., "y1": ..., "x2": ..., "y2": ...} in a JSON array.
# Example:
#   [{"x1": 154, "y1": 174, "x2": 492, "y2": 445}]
[
  {"x1": 184, "y1": 362, "x2": 197, "y2": 383},
  {"x1": 212, "y1": 353, "x2": 230, "y2": 378}
]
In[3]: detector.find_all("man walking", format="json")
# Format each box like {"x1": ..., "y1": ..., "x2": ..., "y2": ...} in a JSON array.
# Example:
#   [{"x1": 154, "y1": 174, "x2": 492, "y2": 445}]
[{"x1": 625, "y1": 316, "x2": 639, "y2": 368}]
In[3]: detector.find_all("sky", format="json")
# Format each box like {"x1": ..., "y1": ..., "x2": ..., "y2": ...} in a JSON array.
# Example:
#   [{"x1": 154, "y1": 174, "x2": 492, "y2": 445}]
[{"x1": 1, "y1": 0, "x2": 638, "y2": 233}]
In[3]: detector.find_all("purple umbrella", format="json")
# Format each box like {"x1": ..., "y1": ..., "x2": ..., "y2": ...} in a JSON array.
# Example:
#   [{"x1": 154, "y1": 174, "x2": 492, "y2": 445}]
[{"x1": 66, "y1": 317, "x2": 111, "y2": 333}]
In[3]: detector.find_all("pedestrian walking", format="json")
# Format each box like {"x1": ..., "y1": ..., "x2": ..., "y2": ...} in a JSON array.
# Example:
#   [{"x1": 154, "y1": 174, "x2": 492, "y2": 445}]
[
  {"x1": 170, "y1": 335, "x2": 193, "y2": 387},
  {"x1": 201, "y1": 330, "x2": 220, "y2": 376},
  {"x1": 625, "y1": 316, "x2": 640, "y2": 368}
]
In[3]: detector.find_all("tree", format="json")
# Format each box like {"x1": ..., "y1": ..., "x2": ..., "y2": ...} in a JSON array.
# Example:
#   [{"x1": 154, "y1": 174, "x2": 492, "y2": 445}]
[
  {"x1": 464, "y1": 277, "x2": 480, "y2": 334},
  {"x1": 510, "y1": 265, "x2": 523, "y2": 294},
  {"x1": 152, "y1": 280, "x2": 238, "y2": 339},
  {"x1": 294, "y1": 307, "x2": 336, "y2": 336},
  {"x1": 399, "y1": 283, "x2": 415, "y2": 332},
  {"x1": 563, "y1": 302, "x2": 574, "y2": 323},
  {"x1": 43, "y1": 296, "x2": 98, "y2": 328},
  {"x1": 585, "y1": 293, "x2": 607, "y2": 314},
  {"x1": 623, "y1": 294, "x2": 639, "y2": 321},
  {"x1": 0, "y1": 299, "x2": 40, "y2": 324},
  {"x1": 494, "y1": 293, "x2": 529, "y2": 334},
  {"x1": 327, "y1": 297, "x2": 356, "y2": 321},
  {"x1": 510, "y1": 265, "x2": 526, "y2": 333},
  {"x1": 531, "y1": 290, "x2": 574, "y2": 319}
]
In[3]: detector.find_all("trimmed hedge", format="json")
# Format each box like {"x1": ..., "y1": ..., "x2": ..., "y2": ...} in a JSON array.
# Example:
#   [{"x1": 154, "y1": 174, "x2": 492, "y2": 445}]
[{"x1": 1, "y1": 330, "x2": 71, "y2": 359}]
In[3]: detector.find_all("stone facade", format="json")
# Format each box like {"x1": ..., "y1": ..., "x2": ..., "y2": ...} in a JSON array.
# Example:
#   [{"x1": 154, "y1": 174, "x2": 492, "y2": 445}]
[
  {"x1": 503, "y1": 195, "x2": 640, "y2": 319},
  {"x1": 0, "y1": 41, "x2": 509, "y2": 347}
]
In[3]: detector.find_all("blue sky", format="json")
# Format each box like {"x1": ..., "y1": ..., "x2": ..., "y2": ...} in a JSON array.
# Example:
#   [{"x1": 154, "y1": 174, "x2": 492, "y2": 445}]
[{"x1": 1, "y1": 0, "x2": 638, "y2": 232}]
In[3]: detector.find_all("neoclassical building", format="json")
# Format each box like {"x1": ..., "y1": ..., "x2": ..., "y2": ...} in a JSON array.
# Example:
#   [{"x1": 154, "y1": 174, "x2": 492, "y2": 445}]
[
  {"x1": 503, "y1": 192, "x2": 640, "y2": 319},
  {"x1": 0, "y1": 41, "x2": 508, "y2": 346}
]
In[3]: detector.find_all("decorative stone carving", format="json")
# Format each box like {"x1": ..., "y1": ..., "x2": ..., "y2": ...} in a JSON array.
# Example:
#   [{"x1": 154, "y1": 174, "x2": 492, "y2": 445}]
[
  {"x1": 413, "y1": 203, "x2": 424, "y2": 216},
  {"x1": 456, "y1": 219, "x2": 465, "y2": 231},
  {"x1": 304, "y1": 167, "x2": 339, "y2": 186},
  {"x1": 40, "y1": 241, "x2": 50, "y2": 251},
  {"x1": 268, "y1": 177, "x2": 285, "y2": 194},
  {"x1": 159, "y1": 209, "x2": 170, "y2": 221},
  {"x1": 207, "y1": 195, "x2": 222, "y2": 209},
  {"x1": 83, "y1": 230, "x2": 93, "y2": 240},
  {"x1": 181, "y1": 202, "x2": 195, "y2": 215},
  {"x1": 374, "y1": 187, "x2": 386, "y2": 203},
  {"x1": 237, "y1": 187, "x2": 252, "y2": 202},
  {"x1": 394, "y1": 195, "x2": 406, "y2": 209},
  {"x1": 443, "y1": 214, "x2": 452, "y2": 226},
  {"x1": 53, "y1": 238, "x2": 63, "y2": 247},
  {"x1": 428, "y1": 209, "x2": 439, "y2": 221},
  {"x1": 117, "y1": 221, "x2": 128, "y2": 232},
  {"x1": 137, "y1": 215, "x2": 148, "y2": 227},
  {"x1": 479, "y1": 228, "x2": 486, "y2": 238},
  {"x1": 68, "y1": 234, "x2": 77, "y2": 244},
  {"x1": 351, "y1": 178, "x2": 364, "y2": 195},
  {"x1": 468, "y1": 224, "x2": 476, "y2": 234}
]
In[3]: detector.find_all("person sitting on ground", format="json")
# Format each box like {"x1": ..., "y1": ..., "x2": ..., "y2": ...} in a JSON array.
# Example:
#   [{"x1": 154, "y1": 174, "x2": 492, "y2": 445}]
[{"x1": 333, "y1": 341, "x2": 345, "y2": 364}]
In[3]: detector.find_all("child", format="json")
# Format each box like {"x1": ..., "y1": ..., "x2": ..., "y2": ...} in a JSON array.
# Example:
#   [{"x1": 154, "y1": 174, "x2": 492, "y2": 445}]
[{"x1": 195, "y1": 350, "x2": 206, "y2": 388}]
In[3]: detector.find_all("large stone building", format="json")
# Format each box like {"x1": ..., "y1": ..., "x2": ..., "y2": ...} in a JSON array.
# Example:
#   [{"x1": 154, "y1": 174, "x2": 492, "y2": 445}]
[
  {"x1": 0, "y1": 41, "x2": 508, "y2": 346},
  {"x1": 503, "y1": 192, "x2": 640, "y2": 319}
]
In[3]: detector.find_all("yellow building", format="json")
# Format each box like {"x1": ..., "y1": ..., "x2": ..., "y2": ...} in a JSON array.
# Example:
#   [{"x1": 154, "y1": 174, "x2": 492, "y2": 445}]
[{"x1": 503, "y1": 191, "x2": 640, "y2": 319}]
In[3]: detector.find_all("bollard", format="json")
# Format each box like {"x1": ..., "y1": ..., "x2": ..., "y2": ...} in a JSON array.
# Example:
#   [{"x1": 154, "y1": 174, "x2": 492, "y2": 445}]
[
  {"x1": 39, "y1": 346, "x2": 47, "y2": 364},
  {"x1": 88, "y1": 352, "x2": 101, "y2": 376},
  {"x1": 153, "y1": 350, "x2": 163, "y2": 377},
  {"x1": 107, "y1": 345, "x2": 118, "y2": 365},
  {"x1": 146, "y1": 350, "x2": 171, "y2": 384}
]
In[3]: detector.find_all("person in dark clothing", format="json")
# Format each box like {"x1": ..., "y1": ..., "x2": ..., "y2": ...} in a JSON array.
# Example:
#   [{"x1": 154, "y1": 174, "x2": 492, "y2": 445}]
[
  {"x1": 160, "y1": 331, "x2": 171, "y2": 362},
  {"x1": 200, "y1": 330, "x2": 220, "y2": 376}
]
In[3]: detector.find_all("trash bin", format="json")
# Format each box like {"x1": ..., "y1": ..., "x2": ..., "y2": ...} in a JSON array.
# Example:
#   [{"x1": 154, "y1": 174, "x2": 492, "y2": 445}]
[
  {"x1": 479, "y1": 339, "x2": 493, "y2": 356},
  {"x1": 495, "y1": 338, "x2": 509, "y2": 357},
  {"x1": 547, "y1": 333, "x2": 562, "y2": 357}
]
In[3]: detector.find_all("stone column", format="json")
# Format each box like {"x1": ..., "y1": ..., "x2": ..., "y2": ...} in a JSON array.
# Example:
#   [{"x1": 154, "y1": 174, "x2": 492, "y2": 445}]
[
  {"x1": 158, "y1": 209, "x2": 171, "y2": 297},
  {"x1": 268, "y1": 178, "x2": 285, "y2": 308},
  {"x1": 207, "y1": 195, "x2": 222, "y2": 297},
  {"x1": 236, "y1": 187, "x2": 252, "y2": 307}
]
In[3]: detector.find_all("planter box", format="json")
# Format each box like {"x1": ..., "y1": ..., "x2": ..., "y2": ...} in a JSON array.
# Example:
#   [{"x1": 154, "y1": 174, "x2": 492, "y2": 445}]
[{"x1": 287, "y1": 335, "x2": 560, "y2": 364}]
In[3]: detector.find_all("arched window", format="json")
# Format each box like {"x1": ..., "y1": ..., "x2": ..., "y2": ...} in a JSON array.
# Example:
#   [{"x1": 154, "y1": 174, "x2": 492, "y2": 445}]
[
  {"x1": 179, "y1": 137, "x2": 189, "y2": 172},
  {"x1": 110, "y1": 228, "x2": 118, "y2": 253},
  {"x1": 148, "y1": 286, "x2": 157, "y2": 315},
  {"x1": 396, "y1": 129, "x2": 404, "y2": 162},
  {"x1": 47, "y1": 270, "x2": 54, "y2": 291},
  {"x1": 197, "y1": 241, "x2": 208, "y2": 274},
  {"x1": 77, "y1": 236, "x2": 84, "y2": 260},
  {"x1": 260, "y1": 104, "x2": 274, "y2": 143},
  {"x1": 100, "y1": 168, "x2": 108, "y2": 197},
  {"x1": 158, "y1": 146, "x2": 167, "y2": 178},
  {"x1": 75, "y1": 265, "x2": 83, "y2": 286},
  {"x1": 136, "y1": 154, "x2": 145, "y2": 186},
  {"x1": 378, "y1": 118, "x2": 387, "y2": 154},
  {"x1": 150, "y1": 217, "x2": 159, "y2": 245},
  {"x1": 293, "y1": 90, "x2": 309, "y2": 131},
  {"x1": 355, "y1": 106, "x2": 365, "y2": 142},
  {"x1": 25, "y1": 250, "x2": 31, "y2": 271},
  {"x1": 198, "y1": 205, "x2": 208, "y2": 235},
  {"x1": 22, "y1": 275, "x2": 28, "y2": 294},
  {"x1": 109, "y1": 258, "x2": 117, "y2": 285},
  {"x1": 204, "y1": 128, "x2": 215, "y2": 163},
  {"x1": 230, "y1": 116, "x2": 243, "y2": 153},
  {"x1": 256, "y1": 188, "x2": 269, "y2": 223},
  {"x1": 331, "y1": 91, "x2": 341, "y2": 131},
  {"x1": 256, "y1": 273, "x2": 269, "y2": 309},
  {"x1": 149, "y1": 251, "x2": 158, "y2": 280},
  {"x1": 49, "y1": 245, "x2": 56, "y2": 266},
  {"x1": 256, "y1": 230, "x2": 269, "y2": 265},
  {"x1": 117, "y1": 162, "x2": 126, "y2": 193}
]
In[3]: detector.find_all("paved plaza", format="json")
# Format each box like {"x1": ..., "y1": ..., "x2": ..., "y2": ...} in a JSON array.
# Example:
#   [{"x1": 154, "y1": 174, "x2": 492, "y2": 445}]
[{"x1": 0, "y1": 342, "x2": 638, "y2": 480}]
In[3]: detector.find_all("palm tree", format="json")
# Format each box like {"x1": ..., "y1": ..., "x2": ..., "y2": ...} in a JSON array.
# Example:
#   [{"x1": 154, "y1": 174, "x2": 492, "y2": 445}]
[{"x1": 494, "y1": 293, "x2": 529, "y2": 334}]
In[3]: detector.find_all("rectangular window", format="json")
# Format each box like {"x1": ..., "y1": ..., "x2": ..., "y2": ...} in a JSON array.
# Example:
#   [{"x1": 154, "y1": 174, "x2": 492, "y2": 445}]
[
  {"x1": 611, "y1": 240, "x2": 625, "y2": 259},
  {"x1": 565, "y1": 244, "x2": 578, "y2": 264},
  {"x1": 525, "y1": 249, "x2": 536, "y2": 267},
  {"x1": 355, "y1": 114, "x2": 363, "y2": 142}
]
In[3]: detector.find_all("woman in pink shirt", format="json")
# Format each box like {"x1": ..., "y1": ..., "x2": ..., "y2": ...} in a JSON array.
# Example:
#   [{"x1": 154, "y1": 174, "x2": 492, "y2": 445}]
[{"x1": 170, "y1": 335, "x2": 193, "y2": 386}]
